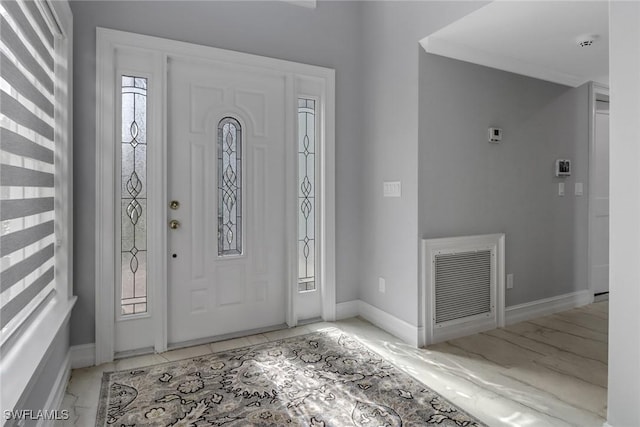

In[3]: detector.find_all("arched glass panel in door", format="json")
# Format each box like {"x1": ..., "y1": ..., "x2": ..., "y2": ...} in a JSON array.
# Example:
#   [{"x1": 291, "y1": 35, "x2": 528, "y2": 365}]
[{"x1": 217, "y1": 117, "x2": 242, "y2": 256}]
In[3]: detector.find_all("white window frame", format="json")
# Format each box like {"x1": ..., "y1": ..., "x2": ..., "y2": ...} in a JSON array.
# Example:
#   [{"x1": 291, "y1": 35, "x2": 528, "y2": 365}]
[
  {"x1": 95, "y1": 28, "x2": 335, "y2": 364},
  {"x1": 0, "y1": 0, "x2": 75, "y2": 416}
]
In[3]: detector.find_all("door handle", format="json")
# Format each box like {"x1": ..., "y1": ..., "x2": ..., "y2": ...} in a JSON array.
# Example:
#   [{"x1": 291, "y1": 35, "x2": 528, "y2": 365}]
[{"x1": 169, "y1": 219, "x2": 181, "y2": 230}]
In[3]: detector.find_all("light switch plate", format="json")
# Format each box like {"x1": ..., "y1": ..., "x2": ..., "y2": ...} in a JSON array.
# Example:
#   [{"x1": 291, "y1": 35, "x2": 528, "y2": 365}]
[
  {"x1": 507, "y1": 273, "x2": 514, "y2": 289},
  {"x1": 558, "y1": 182, "x2": 565, "y2": 196},
  {"x1": 575, "y1": 182, "x2": 583, "y2": 196},
  {"x1": 383, "y1": 181, "x2": 401, "y2": 197}
]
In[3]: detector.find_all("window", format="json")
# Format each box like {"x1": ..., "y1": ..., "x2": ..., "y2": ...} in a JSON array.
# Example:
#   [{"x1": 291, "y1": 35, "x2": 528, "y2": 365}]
[
  {"x1": 0, "y1": 0, "x2": 64, "y2": 341},
  {"x1": 120, "y1": 76, "x2": 148, "y2": 315},
  {"x1": 217, "y1": 117, "x2": 242, "y2": 256},
  {"x1": 1, "y1": 0, "x2": 72, "y2": 411},
  {"x1": 298, "y1": 99, "x2": 316, "y2": 292}
]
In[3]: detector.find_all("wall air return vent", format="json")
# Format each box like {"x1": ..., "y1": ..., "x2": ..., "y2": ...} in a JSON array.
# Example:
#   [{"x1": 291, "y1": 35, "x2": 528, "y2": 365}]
[
  {"x1": 422, "y1": 234, "x2": 505, "y2": 345},
  {"x1": 435, "y1": 250, "x2": 492, "y2": 324}
]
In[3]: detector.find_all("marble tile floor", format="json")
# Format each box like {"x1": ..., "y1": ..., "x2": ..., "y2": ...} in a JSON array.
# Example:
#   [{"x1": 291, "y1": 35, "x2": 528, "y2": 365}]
[{"x1": 58, "y1": 301, "x2": 608, "y2": 427}]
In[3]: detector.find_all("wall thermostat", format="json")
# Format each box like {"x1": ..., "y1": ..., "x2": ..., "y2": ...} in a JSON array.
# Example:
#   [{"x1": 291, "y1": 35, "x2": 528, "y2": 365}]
[
  {"x1": 488, "y1": 127, "x2": 502, "y2": 143},
  {"x1": 555, "y1": 159, "x2": 571, "y2": 177}
]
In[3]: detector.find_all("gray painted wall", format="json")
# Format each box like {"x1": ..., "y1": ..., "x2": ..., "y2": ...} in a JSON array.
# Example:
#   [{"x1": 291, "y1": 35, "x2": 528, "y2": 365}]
[
  {"x1": 13, "y1": 320, "x2": 69, "y2": 426},
  {"x1": 358, "y1": 2, "x2": 486, "y2": 326},
  {"x1": 69, "y1": 0, "x2": 363, "y2": 345},
  {"x1": 607, "y1": 3, "x2": 640, "y2": 424},
  {"x1": 69, "y1": 0, "x2": 591, "y2": 344},
  {"x1": 418, "y1": 53, "x2": 590, "y2": 307}
]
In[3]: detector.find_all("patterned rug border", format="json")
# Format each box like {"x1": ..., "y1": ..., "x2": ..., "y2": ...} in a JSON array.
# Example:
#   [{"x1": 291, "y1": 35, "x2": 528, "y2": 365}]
[
  {"x1": 96, "y1": 329, "x2": 485, "y2": 426},
  {"x1": 102, "y1": 330, "x2": 336, "y2": 374}
]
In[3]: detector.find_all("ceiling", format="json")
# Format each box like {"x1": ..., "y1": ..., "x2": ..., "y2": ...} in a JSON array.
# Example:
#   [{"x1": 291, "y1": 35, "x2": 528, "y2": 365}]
[{"x1": 420, "y1": 0, "x2": 609, "y2": 87}]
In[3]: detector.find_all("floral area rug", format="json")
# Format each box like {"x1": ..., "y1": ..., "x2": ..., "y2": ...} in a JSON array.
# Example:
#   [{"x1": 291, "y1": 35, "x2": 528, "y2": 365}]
[{"x1": 96, "y1": 330, "x2": 485, "y2": 426}]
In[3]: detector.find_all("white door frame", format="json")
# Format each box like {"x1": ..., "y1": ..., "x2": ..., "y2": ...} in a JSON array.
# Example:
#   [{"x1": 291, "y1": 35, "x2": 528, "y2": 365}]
[
  {"x1": 95, "y1": 28, "x2": 336, "y2": 364},
  {"x1": 587, "y1": 81, "x2": 609, "y2": 297}
]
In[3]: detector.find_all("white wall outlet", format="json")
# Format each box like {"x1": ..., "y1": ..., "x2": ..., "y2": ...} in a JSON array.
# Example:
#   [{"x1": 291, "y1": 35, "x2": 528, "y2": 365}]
[
  {"x1": 507, "y1": 273, "x2": 514, "y2": 289},
  {"x1": 558, "y1": 182, "x2": 565, "y2": 196},
  {"x1": 379, "y1": 277, "x2": 386, "y2": 293},
  {"x1": 575, "y1": 182, "x2": 584, "y2": 196},
  {"x1": 383, "y1": 181, "x2": 401, "y2": 198}
]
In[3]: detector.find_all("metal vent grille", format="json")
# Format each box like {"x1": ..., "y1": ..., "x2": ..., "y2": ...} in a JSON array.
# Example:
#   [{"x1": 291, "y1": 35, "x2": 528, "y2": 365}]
[{"x1": 434, "y1": 250, "x2": 492, "y2": 324}]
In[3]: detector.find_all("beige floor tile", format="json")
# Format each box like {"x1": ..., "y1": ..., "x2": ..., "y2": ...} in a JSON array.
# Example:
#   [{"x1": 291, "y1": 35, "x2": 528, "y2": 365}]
[
  {"x1": 554, "y1": 310, "x2": 609, "y2": 333},
  {"x1": 66, "y1": 371, "x2": 103, "y2": 408},
  {"x1": 113, "y1": 353, "x2": 168, "y2": 371},
  {"x1": 263, "y1": 325, "x2": 312, "y2": 341},
  {"x1": 528, "y1": 315, "x2": 608, "y2": 343},
  {"x1": 589, "y1": 301, "x2": 609, "y2": 314},
  {"x1": 353, "y1": 323, "x2": 602, "y2": 427},
  {"x1": 446, "y1": 331, "x2": 546, "y2": 368},
  {"x1": 536, "y1": 350, "x2": 608, "y2": 388},
  {"x1": 483, "y1": 327, "x2": 560, "y2": 356},
  {"x1": 245, "y1": 333, "x2": 269, "y2": 345},
  {"x1": 160, "y1": 344, "x2": 212, "y2": 362},
  {"x1": 304, "y1": 321, "x2": 338, "y2": 332},
  {"x1": 72, "y1": 406, "x2": 98, "y2": 427},
  {"x1": 208, "y1": 336, "x2": 252, "y2": 353},
  {"x1": 502, "y1": 360, "x2": 607, "y2": 418},
  {"x1": 506, "y1": 321, "x2": 608, "y2": 363},
  {"x1": 58, "y1": 303, "x2": 608, "y2": 427},
  {"x1": 54, "y1": 394, "x2": 78, "y2": 427}
]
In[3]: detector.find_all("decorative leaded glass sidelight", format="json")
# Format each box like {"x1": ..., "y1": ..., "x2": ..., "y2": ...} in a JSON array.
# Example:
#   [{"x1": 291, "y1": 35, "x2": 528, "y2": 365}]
[
  {"x1": 121, "y1": 76, "x2": 148, "y2": 315},
  {"x1": 218, "y1": 117, "x2": 243, "y2": 256},
  {"x1": 298, "y1": 99, "x2": 316, "y2": 292}
]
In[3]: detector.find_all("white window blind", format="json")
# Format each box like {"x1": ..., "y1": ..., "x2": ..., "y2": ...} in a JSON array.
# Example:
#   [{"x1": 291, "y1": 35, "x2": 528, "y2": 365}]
[{"x1": 0, "y1": 0, "x2": 58, "y2": 341}]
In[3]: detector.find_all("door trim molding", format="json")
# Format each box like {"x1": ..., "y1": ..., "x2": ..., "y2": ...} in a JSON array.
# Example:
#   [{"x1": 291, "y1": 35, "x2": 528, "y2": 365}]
[
  {"x1": 587, "y1": 81, "x2": 609, "y2": 298},
  {"x1": 95, "y1": 28, "x2": 336, "y2": 364},
  {"x1": 95, "y1": 30, "x2": 116, "y2": 365}
]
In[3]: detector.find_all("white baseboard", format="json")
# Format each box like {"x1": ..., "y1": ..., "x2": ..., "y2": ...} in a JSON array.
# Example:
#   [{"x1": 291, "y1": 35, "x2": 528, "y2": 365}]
[
  {"x1": 336, "y1": 300, "x2": 422, "y2": 347},
  {"x1": 336, "y1": 290, "x2": 592, "y2": 348},
  {"x1": 37, "y1": 353, "x2": 70, "y2": 427},
  {"x1": 505, "y1": 290, "x2": 593, "y2": 325},
  {"x1": 70, "y1": 343, "x2": 96, "y2": 369},
  {"x1": 336, "y1": 300, "x2": 359, "y2": 320},
  {"x1": 358, "y1": 301, "x2": 422, "y2": 347},
  {"x1": 431, "y1": 318, "x2": 497, "y2": 344}
]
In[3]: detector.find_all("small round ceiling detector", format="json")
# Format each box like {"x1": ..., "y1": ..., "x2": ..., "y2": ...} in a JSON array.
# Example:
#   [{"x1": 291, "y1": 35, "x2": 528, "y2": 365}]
[{"x1": 576, "y1": 34, "x2": 599, "y2": 47}]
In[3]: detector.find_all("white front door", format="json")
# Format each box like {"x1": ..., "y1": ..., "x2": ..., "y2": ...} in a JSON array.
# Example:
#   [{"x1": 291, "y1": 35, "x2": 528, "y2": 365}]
[
  {"x1": 167, "y1": 58, "x2": 288, "y2": 345},
  {"x1": 591, "y1": 108, "x2": 609, "y2": 294},
  {"x1": 96, "y1": 29, "x2": 335, "y2": 364}
]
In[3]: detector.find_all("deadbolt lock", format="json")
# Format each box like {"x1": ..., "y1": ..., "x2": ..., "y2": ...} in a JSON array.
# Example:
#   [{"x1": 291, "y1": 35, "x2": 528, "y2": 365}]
[
  {"x1": 169, "y1": 200, "x2": 180, "y2": 210},
  {"x1": 169, "y1": 219, "x2": 181, "y2": 230}
]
